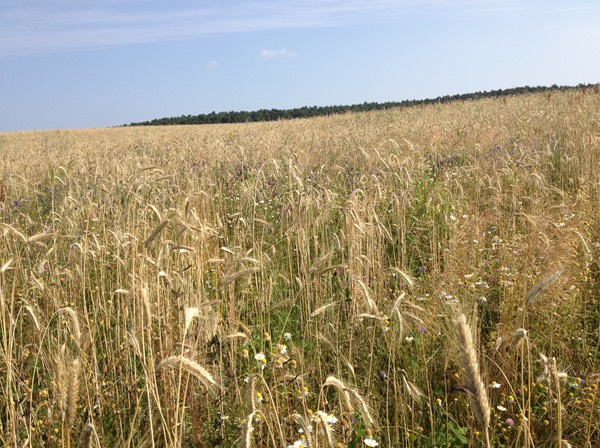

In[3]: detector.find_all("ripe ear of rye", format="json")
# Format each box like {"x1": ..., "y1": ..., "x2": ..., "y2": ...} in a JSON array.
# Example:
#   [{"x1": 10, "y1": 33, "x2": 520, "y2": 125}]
[{"x1": 455, "y1": 314, "x2": 491, "y2": 447}]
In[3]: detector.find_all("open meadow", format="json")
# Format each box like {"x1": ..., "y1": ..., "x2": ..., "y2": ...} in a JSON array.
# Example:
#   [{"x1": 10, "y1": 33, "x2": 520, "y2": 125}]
[{"x1": 1, "y1": 88, "x2": 599, "y2": 447}]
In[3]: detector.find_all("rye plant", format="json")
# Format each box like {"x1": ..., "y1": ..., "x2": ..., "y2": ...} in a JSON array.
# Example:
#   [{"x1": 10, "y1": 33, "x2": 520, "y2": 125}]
[{"x1": 0, "y1": 87, "x2": 598, "y2": 447}]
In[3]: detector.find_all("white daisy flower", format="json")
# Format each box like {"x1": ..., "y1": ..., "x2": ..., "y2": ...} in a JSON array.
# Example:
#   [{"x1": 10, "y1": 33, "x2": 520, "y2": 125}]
[{"x1": 364, "y1": 438, "x2": 379, "y2": 447}]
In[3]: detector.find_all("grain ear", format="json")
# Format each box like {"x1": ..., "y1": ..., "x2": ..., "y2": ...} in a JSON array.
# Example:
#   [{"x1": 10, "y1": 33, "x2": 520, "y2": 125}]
[{"x1": 455, "y1": 314, "x2": 491, "y2": 448}]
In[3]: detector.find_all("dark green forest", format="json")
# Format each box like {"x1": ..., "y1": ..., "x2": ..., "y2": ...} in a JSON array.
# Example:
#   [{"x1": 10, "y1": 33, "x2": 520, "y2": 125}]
[{"x1": 126, "y1": 83, "x2": 598, "y2": 126}]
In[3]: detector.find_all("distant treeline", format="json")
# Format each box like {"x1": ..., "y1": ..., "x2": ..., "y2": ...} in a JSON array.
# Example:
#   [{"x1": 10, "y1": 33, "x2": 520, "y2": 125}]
[{"x1": 126, "y1": 83, "x2": 598, "y2": 127}]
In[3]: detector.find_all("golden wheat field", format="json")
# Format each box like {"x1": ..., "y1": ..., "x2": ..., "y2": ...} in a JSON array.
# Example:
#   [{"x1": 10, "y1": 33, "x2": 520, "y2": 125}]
[{"x1": 1, "y1": 88, "x2": 599, "y2": 448}]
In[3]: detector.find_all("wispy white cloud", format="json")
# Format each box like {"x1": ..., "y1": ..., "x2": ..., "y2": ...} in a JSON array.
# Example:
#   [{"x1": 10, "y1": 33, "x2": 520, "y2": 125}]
[
  {"x1": 206, "y1": 60, "x2": 219, "y2": 70},
  {"x1": 1, "y1": 0, "x2": 598, "y2": 57},
  {"x1": 260, "y1": 48, "x2": 298, "y2": 59}
]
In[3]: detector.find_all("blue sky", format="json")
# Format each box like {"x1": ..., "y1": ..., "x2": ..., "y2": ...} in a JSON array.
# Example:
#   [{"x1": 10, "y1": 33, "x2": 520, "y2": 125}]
[{"x1": 1, "y1": 0, "x2": 599, "y2": 132}]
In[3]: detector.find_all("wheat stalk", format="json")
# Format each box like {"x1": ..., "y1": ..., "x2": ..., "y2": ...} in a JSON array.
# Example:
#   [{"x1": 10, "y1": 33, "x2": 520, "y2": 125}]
[
  {"x1": 66, "y1": 358, "x2": 81, "y2": 428},
  {"x1": 144, "y1": 218, "x2": 170, "y2": 248},
  {"x1": 322, "y1": 375, "x2": 374, "y2": 427},
  {"x1": 183, "y1": 306, "x2": 200, "y2": 336},
  {"x1": 60, "y1": 307, "x2": 81, "y2": 346},
  {"x1": 314, "y1": 410, "x2": 337, "y2": 447},
  {"x1": 525, "y1": 269, "x2": 562, "y2": 305},
  {"x1": 157, "y1": 355, "x2": 221, "y2": 398},
  {"x1": 344, "y1": 386, "x2": 375, "y2": 427},
  {"x1": 55, "y1": 351, "x2": 68, "y2": 421},
  {"x1": 241, "y1": 410, "x2": 260, "y2": 448},
  {"x1": 222, "y1": 267, "x2": 260, "y2": 285},
  {"x1": 290, "y1": 414, "x2": 313, "y2": 447},
  {"x1": 455, "y1": 314, "x2": 491, "y2": 447},
  {"x1": 322, "y1": 376, "x2": 353, "y2": 412}
]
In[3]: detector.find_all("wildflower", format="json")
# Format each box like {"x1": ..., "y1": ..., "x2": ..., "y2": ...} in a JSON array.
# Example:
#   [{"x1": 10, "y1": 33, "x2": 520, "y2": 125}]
[
  {"x1": 383, "y1": 319, "x2": 390, "y2": 332},
  {"x1": 497, "y1": 405, "x2": 507, "y2": 412},
  {"x1": 298, "y1": 386, "x2": 309, "y2": 399},
  {"x1": 283, "y1": 332, "x2": 292, "y2": 341},
  {"x1": 505, "y1": 418, "x2": 514, "y2": 426},
  {"x1": 255, "y1": 352, "x2": 267, "y2": 369},
  {"x1": 256, "y1": 392, "x2": 264, "y2": 404},
  {"x1": 242, "y1": 348, "x2": 249, "y2": 359},
  {"x1": 277, "y1": 344, "x2": 288, "y2": 355},
  {"x1": 263, "y1": 331, "x2": 271, "y2": 342},
  {"x1": 405, "y1": 336, "x2": 414, "y2": 343},
  {"x1": 490, "y1": 381, "x2": 502, "y2": 389},
  {"x1": 364, "y1": 438, "x2": 379, "y2": 447},
  {"x1": 288, "y1": 439, "x2": 307, "y2": 448},
  {"x1": 326, "y1": 414, "x2": 338, "y2": 424}
]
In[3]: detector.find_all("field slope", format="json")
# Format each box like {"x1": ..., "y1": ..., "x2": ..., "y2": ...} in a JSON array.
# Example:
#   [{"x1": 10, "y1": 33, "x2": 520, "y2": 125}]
[{"x1": 1, "y1": 88, "x2": 599, "y2": 447}]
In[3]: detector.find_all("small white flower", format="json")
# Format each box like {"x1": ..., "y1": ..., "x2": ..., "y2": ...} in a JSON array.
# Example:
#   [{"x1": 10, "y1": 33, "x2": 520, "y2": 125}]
[
  {"x1": 490, "y1": 381, "x2": 502, "y2": 389},
  {"x1": 255, "y1": 352, "x2": 267, "y2": 369},
  {"x1": 298, "y1": 386, "x2": 309, "y2": 399},
  {"x1": 364, "y1": 438, "x2": 379, "y2": 447},
  {"x1": 283, "y1": 332, "x2": 292, "y2": 341},
  {"x1": 405, "y1": 336, "x2": 414, "y2": 343},
  {"x1": 325, "y1": 414, "x2": 338, "y2": 424},
  {"x1": 497, "y1": 405, "x2": 507, "y2": 411}
]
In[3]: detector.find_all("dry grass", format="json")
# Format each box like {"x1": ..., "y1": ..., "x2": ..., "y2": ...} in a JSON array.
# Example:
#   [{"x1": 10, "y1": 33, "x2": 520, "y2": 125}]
[{"x1": 1, "y1": 88, "x2": 599, "y2": 447}]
